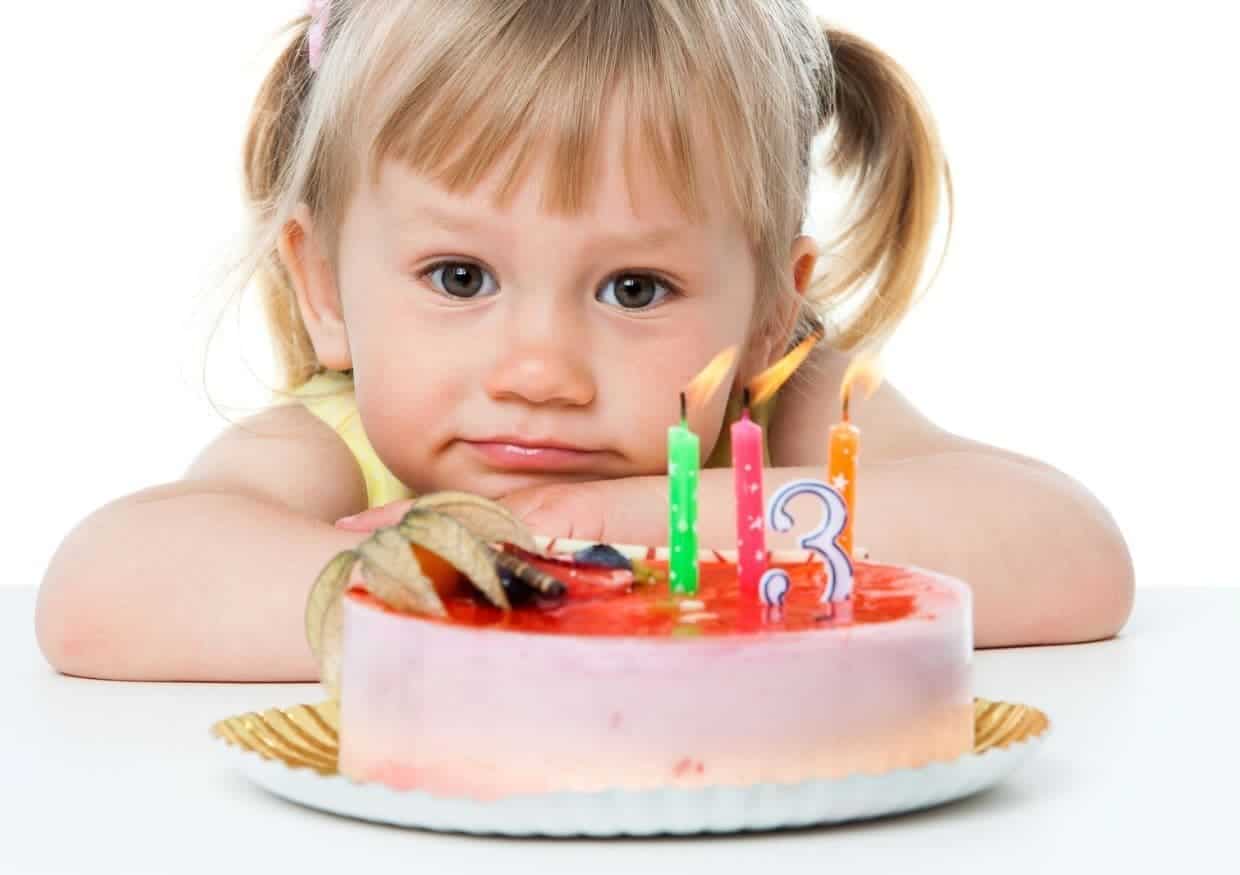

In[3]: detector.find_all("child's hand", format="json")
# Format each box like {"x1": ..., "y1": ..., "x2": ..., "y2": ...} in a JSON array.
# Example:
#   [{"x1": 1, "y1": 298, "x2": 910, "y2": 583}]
[
  {"x1": 498, "y1": 477, "x2": 670, "y2": 547},
  {"x1": 334, "y1": 477, "x2": 673, "y2": 546},
  {"x1": 334, "y1": 499, "x2": 417, "y2": 532}
]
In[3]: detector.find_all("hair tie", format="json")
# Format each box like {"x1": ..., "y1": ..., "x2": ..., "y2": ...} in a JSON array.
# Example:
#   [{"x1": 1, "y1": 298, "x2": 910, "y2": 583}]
[{"x1": 307, "y1": 0, "x2": 332, "y2": 71}]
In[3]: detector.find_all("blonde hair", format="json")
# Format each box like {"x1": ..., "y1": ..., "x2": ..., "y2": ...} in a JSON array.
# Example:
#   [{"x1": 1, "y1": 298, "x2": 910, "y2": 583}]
[{"x1": 241, "y1": 0, "x2": 951, "y2": 392}]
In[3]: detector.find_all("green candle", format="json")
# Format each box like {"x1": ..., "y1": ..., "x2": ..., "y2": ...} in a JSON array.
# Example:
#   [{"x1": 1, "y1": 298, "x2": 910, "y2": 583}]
[{"x1": 668, "y1": 392, "x2": 700, "y2": 595}]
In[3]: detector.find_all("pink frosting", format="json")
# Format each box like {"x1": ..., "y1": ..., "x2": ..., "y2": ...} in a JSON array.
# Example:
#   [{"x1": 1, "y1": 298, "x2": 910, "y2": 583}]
[{"x1": 336, "y1": 564, "x2": 974, "y2": 799}]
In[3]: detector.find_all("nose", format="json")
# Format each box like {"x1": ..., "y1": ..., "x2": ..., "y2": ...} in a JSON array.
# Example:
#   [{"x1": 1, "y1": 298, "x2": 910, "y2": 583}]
[{"x1": 483, "y1": 301, "x2": 597, "y2": 408}]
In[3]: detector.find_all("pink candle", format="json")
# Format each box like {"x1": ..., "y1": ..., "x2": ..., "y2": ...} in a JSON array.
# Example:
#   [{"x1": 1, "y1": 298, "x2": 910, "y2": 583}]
[{"x1": 732, "y1": 391, "x2": 767, "y2": 600}]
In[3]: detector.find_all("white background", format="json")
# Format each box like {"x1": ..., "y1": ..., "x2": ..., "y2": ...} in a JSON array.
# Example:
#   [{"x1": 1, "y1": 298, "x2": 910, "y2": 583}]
[{"x1": 5, "y1": 2, "x2": 1236, "y2": 590}]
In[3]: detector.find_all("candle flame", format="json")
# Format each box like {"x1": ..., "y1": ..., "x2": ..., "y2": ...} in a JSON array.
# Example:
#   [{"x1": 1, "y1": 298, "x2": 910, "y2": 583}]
[
  {"x1": 840, "y1": 354, "x2": 884, "y2": 422},
  {"x1": 746, "y1": 324, "x2": 826, "y2": 407},
  {"x1": 684, "y1": 346, "x2": 738, "y2": 414}
]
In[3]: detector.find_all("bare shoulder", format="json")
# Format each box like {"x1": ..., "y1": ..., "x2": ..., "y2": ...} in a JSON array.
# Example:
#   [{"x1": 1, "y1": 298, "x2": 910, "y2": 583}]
[
  {"x1": 768, "y1": 347, "x2": 958, "y2": 466},
  {"x1": 162, "y1": 402, "x2": 368, "y2": 523}
]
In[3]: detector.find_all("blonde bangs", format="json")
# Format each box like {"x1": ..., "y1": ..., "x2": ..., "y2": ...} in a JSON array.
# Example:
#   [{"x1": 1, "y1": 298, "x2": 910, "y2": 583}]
[{"x1": 343, "y1": 0, "x2": 763, "y2": 234}]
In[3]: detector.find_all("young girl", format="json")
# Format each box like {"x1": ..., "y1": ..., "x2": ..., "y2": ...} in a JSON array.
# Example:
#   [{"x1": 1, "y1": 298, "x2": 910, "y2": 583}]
[{"x1": 35, "y1": 0, "x2": 1133, "y2": 682}]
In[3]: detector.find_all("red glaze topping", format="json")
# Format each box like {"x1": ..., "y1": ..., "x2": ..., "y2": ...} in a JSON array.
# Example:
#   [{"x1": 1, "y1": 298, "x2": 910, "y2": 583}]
[{"x1": 348, "y1": 557, "x2": 945, "y2": 638}]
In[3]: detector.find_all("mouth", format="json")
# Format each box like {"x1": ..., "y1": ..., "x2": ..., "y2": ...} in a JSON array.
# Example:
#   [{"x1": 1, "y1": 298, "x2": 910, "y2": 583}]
[{"x1": 463, "y1": 437, "x2": 609, "y2": 472}]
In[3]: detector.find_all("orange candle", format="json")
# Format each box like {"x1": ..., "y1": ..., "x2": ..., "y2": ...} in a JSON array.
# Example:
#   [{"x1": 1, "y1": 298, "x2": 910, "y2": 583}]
[
  {"x1": 827, "y1": 404, "x2": 859, "y2": 560},
  {"x1": 830, "y1": 354, "x2": 883, "y2": 560}
]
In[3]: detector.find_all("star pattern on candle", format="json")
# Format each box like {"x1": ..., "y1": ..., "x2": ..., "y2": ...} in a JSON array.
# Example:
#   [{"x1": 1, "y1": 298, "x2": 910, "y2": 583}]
[
  {"x1": 831, "y1": 473, "x2": 849, "y2": 492},
  {"x1": 732, "y1": 394, "x2": 768, "y2": 602}
]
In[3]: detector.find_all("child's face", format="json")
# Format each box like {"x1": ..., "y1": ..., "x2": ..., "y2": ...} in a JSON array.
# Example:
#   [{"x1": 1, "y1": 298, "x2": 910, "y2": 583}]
[{"x1": 302, "y1": 103, "x2": 767, "y2": 499}]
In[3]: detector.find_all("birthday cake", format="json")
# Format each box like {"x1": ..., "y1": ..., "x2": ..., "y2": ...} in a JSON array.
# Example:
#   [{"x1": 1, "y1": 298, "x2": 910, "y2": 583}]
[{"x1": 308, "y1": 493, "x2": 974, "y2": 800}]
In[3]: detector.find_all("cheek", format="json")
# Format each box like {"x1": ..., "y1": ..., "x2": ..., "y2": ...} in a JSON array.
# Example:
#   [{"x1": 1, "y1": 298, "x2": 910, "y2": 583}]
[
  {"x1": 354, "y1": 346, "x2": 472, "y2": 437},
  {"x1": 594, "y1": 324, "x2": 738, "y2": 467},
  {"x1": 353, "y1": 376, "x2": 434, "y2": 465},
  {"x1": 339, "y1": 254, "x2": 478, "y2": 416},
  {"x1": 354, "y1": 371, "x2": 468, "y2": 495},
  {"x1": 346, "y1": 306, "x2": 479, "y2": 483}
]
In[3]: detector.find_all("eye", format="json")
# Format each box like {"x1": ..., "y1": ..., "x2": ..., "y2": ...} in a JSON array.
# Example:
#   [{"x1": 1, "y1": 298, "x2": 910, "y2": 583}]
[
  {"x1": 596, "y1": 272, "x2": 674, "y2": 310},
  {"x1": 421, "y1": 261, "x2": 498, "y2": 299}
]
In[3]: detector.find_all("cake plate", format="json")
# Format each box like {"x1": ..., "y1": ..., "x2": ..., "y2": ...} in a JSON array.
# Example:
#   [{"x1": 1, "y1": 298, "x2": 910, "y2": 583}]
[{"x1": 211, "y1": 698, "x2": 1049, "y2": 836}]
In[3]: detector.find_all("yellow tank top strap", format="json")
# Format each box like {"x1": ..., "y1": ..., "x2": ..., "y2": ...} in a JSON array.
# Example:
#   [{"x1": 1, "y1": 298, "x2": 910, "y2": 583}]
[
  {"x1": 283, "y1": 370, "x2": 415, "y2": 510},
  {"x1": 703, "y1": 384, "x2": 777, "y2": 470}
]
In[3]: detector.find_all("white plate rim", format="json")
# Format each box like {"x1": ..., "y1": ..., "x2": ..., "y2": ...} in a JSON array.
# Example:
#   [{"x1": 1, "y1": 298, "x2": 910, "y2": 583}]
[{"x1": 215, "y1": 727, "x2": 1049, "y2": 836}]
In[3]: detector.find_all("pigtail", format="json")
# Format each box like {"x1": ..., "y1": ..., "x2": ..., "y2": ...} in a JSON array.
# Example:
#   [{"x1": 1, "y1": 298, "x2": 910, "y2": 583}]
[
  {"x1": 243, "y1": 16, "x2": 322, "y2": 389},
  {"x1": 814, "y1": 26, "x2": 953, "y2": 352}
]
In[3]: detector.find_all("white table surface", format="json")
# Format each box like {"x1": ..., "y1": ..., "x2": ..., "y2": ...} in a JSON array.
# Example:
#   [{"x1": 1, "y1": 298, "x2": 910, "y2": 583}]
[{"x1": 5, "y1": 586, "x2": 1236, "y2": 874}]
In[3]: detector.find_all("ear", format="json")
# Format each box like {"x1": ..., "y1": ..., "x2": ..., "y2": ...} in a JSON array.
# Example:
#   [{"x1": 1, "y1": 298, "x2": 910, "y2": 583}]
[
  {"x1": 790, "y1": 234, "x2": 819, "y2": 299},
  {"x1": 738, "y1": 235, "x2": 820, "y2": 383},
  {"x1": 779, "y1": 234, "x2": 820, "y2": 351},
  {"x1": 277, "y1": 203, "x2": 352, "y2": 371}
]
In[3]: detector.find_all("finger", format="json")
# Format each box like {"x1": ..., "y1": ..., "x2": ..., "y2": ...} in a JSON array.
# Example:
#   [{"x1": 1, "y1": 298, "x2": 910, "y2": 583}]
[
  {"x1": 335, "y1": 499, "x2": 415, "y2": 532},
  {"x1": 495, "y1": 488, "x2": 542, "y2": 521},
  {"x1": 497, "y1": 486, "x2": 577, "y2": 539}
]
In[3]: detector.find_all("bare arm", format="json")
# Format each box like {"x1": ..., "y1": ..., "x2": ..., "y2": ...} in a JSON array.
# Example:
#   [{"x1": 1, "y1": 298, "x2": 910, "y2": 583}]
[
  {"x1": 767, "y1": 348, "x2": 1136, "y2": 646},
  {"x1": 35, "y1": 405, "x2": 372, "y2": 682},
  {"x1": 499, "y1": 347, "x2": 1134, "y2": 648}
]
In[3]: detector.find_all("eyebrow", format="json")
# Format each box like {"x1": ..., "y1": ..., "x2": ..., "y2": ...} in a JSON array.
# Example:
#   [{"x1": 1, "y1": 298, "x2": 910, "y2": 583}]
[
  {"x1": 590, "y1": 225, "x2": 694, "y2": 250},
  {"x1": 411, "y1": 202, "x2": 695, "y2": 251},
  {"x1": 411, "y1": 203, "x2": 486, "y2": 235}
]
